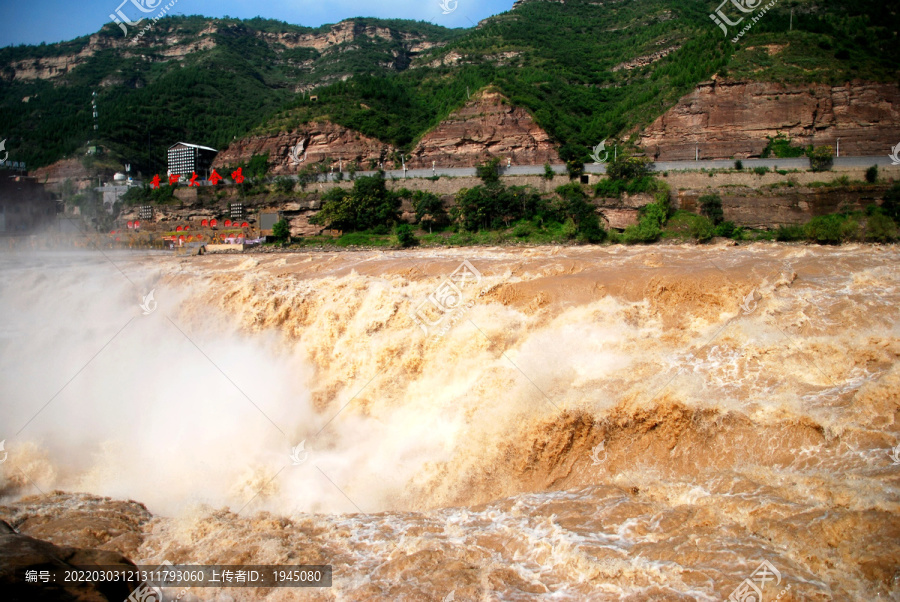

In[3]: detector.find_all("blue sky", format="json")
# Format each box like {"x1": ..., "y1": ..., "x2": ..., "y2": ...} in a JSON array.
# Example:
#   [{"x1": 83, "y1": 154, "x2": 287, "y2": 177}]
[{"x1": 0, "y1": 0, "x2": 515, "y2": 47}]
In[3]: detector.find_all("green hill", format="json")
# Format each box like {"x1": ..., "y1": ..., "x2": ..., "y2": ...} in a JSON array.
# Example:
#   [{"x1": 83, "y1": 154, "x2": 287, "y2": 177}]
[{"x1": 0, "y1": 0, "x2": 897, "y2": 172}]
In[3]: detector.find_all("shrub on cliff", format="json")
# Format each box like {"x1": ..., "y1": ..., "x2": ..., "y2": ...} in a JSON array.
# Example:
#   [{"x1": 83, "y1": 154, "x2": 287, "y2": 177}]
[
  {"x1": 623, "y1": 201, "x2": 666, "y2": 244},
  {"x1": 690, "y1": 216, "x2": 715, "y2": 242},
  {"x1": 274, "y1": 176, "x2": 294, "y2": 194},
  {"x1": 865, "y1": 214, "x2": 897, "y2": 242},
  {"x1": 865, "y1": 165, "x2": 878, "y2": 183},
  {"x1": 699, "y1": 194, "x2": 724, "y2": 225},
  {"x1": 881, "y1": 183, "x2": 900, "y2": 222},
  {"x1": 593, "y1": 175, "x2": 656, "y2": 198},
  {"x1": 715, "y1": 221, "x2": 741, "y2": 239},
  {"x1": 606, "y1": 155, "x2": 653, "y2": 182},
  {"x1": 804, "y1": 214, "x2": 858, "y2": 244},
  {"x1": 761, "y1": 135, "x2": 806, "y2": 159},
  {"x1": 775, "y1": 225, "x2": 805, "y2": 241},
  {"x1": 395, "y1": 223, "x2": 418, "y2": 247},
  {"x1": 807, "y1": 146, "x2": 834, "y2": 172}
]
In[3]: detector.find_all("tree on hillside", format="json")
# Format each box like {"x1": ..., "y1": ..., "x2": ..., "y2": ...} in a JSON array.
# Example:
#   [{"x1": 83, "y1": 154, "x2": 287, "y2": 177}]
[
  {"x1": 475, "y1": 157, "x2": 502, "y2": 186},
  {"x1": 555, "y1": 182, "x2": 606, "y2": 243},
  {"x1": 559, "y1": 144, "x2": 586, "y2": 181},
  {"x1": 272, "y1": 218, "x2": 290, "y2": 244},
  {"x1": 452, "y1": 183, "x2": 544, "y2": 231},
  {"x1": 606, "y1": 155, "x2": 653, "y2": 181},
  {"x1": 407, "y1": 190, "x2": 448, "y2": 233},
  {"x1": 309, "y1": 172, "x2": 401, "y2": 232}
]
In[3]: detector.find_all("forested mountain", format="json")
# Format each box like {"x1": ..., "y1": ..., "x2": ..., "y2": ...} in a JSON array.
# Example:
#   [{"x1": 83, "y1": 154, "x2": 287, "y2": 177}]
[{"x1": 0, "y1": 0, "x2": 897, "y2": 173}]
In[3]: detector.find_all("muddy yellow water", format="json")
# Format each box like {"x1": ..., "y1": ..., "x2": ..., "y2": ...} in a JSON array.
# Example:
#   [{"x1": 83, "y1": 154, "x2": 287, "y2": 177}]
[{"x1": 1, "y1": 243, "x2": 898, "y2": 600}]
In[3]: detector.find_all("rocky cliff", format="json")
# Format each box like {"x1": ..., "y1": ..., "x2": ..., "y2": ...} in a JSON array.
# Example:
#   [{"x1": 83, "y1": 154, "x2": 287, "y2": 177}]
[
  {"x1": 640, "y1": 80, "x2": 900, "y2": 160},
  {"x1": 3, "y1": 20, "x2": 445, "y2": 85},
  {"x1": 212, "y1": 121, "x2": 399, "y2": 175},
  {"x1": 409, "y1": 90, "x2": 560, "y2": 169}
]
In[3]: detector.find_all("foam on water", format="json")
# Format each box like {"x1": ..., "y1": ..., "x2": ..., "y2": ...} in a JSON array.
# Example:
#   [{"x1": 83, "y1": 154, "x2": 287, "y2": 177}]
[{"x1": 1, "y1": 245, "x2": 898, "y2": 600}]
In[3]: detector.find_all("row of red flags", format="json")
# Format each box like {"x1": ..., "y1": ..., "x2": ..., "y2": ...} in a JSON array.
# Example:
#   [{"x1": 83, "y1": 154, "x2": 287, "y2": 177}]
[{"x1": 150, "y1": 168, "x2": 245, "y2": 189}]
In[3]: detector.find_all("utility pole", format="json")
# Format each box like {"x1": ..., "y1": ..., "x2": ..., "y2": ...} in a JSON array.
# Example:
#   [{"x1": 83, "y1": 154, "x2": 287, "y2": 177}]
[
  {"x1": 836, "y1": 138, "x2": 840, "y2": 158},
  {"x1": 790, "y1": 9, "x2": 793, "y2": 31},
  {"x1": 696, "y1": 146, "x2": 699, "y2": 161}
]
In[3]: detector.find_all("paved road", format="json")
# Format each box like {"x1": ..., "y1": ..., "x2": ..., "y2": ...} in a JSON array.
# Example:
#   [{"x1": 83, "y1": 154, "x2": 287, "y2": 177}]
[{"x1": 304, "y1": 156, "x2": 895, "y2": 182}]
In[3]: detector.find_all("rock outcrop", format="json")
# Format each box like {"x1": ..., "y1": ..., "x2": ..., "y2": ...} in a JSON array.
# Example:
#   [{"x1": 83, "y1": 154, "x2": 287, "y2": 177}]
[
  {"x1": 0, "y1": 494, "x2": 148, "y2": 602},
  {"x1": 410, "y1": 90, "x2": 560, "y2": 168},
  {"x1": 0, "y1": 492, "x2": 153, "y2": 558},
  {"x1": 640, "y1": 80, "x2": 900, "y2": 160},
  {"x1": 212, "y1": 121, "x2": 399, "y2": 175},
  {"x1": 30, "y1": 158, "x2": 98, "y2": 193}
]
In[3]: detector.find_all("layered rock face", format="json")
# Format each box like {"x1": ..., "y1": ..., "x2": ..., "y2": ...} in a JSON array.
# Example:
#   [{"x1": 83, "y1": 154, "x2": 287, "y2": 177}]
[
  {"x1": 409, "y1": 90, "x2": 560, "y2": 168},
  {"x1": 677, "y1": 184, "x2": 892, "y2": 228},
  {"x1": 640, "y1": 80, "x2": 900, "y2": 160},
  {"x1": 259, "y1": 21, "x2": 442, "y2": 55},
  {"x1": 4, "y1": 20, "x2": 443, "y2": 84},
  {"x1": 212, "y1": 122, "x2": 399, "y2": 175}
]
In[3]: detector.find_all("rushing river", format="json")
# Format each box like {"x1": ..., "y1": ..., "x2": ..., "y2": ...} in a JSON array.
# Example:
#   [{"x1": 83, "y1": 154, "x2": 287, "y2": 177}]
[{"x1": 1, "y1": 244, "x2": 898, "y2": 600}]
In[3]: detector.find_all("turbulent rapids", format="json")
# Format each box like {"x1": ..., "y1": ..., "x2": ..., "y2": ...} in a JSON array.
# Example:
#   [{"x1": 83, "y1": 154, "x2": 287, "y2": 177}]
[{"x1": 1, "y1": 244, "x2": 899, "y2": 600}]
